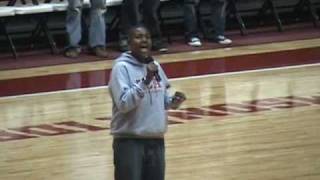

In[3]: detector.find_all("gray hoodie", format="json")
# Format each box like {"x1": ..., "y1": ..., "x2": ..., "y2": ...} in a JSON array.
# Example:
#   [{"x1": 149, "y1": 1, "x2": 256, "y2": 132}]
[{"x1": 108, "y1": 53, "x2": 173, "y2": 138}]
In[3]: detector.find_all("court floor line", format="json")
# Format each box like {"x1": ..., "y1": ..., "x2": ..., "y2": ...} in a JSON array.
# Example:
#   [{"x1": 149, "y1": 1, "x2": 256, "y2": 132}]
[
  {"x1": 1, "y1": 63, "x2": 319, "y2": 100},
  {"x1": 0, "y1": 38, "x2": 320, "y2": 81}
]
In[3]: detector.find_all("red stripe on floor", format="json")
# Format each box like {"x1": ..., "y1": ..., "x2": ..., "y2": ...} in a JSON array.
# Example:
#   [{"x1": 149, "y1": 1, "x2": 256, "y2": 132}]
[{"x1": 0, "y1": 47, "x2": 319, "y2": 97}]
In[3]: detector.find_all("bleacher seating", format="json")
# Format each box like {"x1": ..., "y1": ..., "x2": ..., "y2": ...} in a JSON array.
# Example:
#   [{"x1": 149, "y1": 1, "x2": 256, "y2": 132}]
[{"x1": 0, "y1": 0, "x2": 319, "y2": 58}]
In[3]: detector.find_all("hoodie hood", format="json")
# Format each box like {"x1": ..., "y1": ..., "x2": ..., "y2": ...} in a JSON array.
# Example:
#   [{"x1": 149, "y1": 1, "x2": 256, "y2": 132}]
[{"x1": 115, "y1": 52, "x2": 145, "y2": 67}]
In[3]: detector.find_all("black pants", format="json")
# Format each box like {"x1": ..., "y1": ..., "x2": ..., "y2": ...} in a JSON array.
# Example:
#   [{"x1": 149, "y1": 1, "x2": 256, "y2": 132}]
[
  {"x1": 113, "y1": 138, "x2": 165, "y2": 180},
  {"x1": 120, "y1": 0, "x2": 162, "y2": 40},
  {"x1": 208, "y1": 0, "x2": 227, "y2": 37},
  {"x1": 182, "y1": 0, "x2": 200, "y2": 39}
]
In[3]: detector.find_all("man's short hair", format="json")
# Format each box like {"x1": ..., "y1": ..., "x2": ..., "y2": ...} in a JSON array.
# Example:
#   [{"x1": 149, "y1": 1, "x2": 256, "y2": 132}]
[{"x1": 128, "y1": 24, "x2": 150, "y2": 43}]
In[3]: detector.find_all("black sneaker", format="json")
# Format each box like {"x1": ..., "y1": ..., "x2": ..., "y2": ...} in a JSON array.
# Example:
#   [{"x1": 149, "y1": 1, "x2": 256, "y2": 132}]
[
  {"x1": 187, "y1": 37, "x2": 202, "y2": 47},
  {"x1": 152, "y1": 39, "x2": 168, "y2": 52},
  {"x1": 215, "y1": 35, "x2": 232, "y2": 45}
]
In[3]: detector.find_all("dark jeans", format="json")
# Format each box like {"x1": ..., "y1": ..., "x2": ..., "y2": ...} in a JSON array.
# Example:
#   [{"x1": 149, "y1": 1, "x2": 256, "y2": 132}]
[
  {"x1": 182, "y1": 0, "x2": 200, "y2": 40},
  {"x1": 113, "y1": 138, "x2": 165, "y2": 180},
  {"x1": 120, "y1": 0, "x2": 162, "y2": 41},
  {"x1": 209, "y1": 0, "x2": 227, "y2": 37}
]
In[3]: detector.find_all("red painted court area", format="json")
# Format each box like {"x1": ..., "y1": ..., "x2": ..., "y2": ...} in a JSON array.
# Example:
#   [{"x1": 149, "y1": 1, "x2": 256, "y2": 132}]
[{"x1": 1, "y1": 46, "x2": 320, "y2": 97}]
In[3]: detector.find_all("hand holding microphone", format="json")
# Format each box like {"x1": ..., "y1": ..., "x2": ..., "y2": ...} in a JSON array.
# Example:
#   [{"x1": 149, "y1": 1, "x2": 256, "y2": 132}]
[{"x1": 144, "y1": 58, "x2": 161, "y2": 85}]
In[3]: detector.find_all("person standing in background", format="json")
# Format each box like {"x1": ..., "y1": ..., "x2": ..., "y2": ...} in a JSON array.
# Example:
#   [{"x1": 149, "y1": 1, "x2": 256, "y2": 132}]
[
  {"x1": 109, "y1": 25, "x2": 186, "y2": 180},
  {"x1": 208, "y1": 0, "x2": 232, "y2": 44},
  {"x1": 119, "y1": 0, "x2": 168, "y2": 52},
  {"x1": 64, "y1": 0, "x2": 109, "y2": 58},
  {"x1": 182, "y1": 0, "x2": 202, "y2": 47}
]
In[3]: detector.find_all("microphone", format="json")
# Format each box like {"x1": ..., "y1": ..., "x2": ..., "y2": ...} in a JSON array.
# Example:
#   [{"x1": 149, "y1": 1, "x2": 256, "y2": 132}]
[
  {"x1": 146, "y1": 58, "x2": 161, "y2": 82},
  {"x1": 147, "y1": 61, "x2": 161, "y2": 82}
]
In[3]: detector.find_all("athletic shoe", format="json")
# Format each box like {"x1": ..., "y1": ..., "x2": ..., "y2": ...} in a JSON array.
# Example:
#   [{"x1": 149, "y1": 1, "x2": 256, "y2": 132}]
[{"x1": 188, "y1": 37, "x2": 202, "y2": 47}]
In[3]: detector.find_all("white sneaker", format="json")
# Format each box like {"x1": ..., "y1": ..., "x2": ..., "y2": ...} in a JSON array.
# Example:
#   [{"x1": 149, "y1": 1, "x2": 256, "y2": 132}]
[
  {"x1": 188, "y1": 37, "x2": 202, "y2": 47},
  {"x1": 216, "y1": 35, "x2": 232, "y2": 45}
]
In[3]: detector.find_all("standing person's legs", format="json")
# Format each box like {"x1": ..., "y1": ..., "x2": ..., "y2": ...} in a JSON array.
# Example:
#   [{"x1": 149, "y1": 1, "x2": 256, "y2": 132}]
[
  {"x1": 209, "y1": 0, "x2": 231, "y2": 44},
  {"x1": 113, "y1": 138, "x2": 144, "y2": 180},
  {"x1": 119, "y1": 0, "x2": 141, "y2": 51},
  {"x1": 209, "y1": 0, "x2": 226, "y2": 37},
  {"x1": 88, "y1": 0, "x2": 108, "y2": 57},
  {"x1": 89, "y1": 0, "x2": 106, "y2": 48},
  {"x1": 143, "y1": 139, "x2": 165, "y2": 180},
  {"x1": 142, "y1": 0, "x2": 168, "y2": 52},
  {"x1": 65, "y1": 0, "x2": 83, "y2": 57},
  {"x1": 113, "y1": 138, "x2": 165, "y2": 180},
  {"x1": 183, "y1": 0, "x2": 201, "y2": 46}
]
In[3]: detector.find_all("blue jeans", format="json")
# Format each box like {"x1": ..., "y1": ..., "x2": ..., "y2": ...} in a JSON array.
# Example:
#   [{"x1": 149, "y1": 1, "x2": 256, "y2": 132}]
[
  {"x1": 66, "y1": 0, "x2": 106, "y2": 48},
  {"x1": 113, "y1": 138, "x2": 165, "y2": 180}
]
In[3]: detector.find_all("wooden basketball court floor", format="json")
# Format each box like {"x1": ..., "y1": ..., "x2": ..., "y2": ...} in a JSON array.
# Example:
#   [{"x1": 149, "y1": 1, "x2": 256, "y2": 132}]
[{"x1": 0, "y1": 38, "x2": 320, "y2": 179}]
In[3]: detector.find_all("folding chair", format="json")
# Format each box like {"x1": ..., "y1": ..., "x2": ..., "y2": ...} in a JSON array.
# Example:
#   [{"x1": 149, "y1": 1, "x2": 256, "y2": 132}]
[
  {"x1": 227, "y1": 0, "x2": 247, "y2": 35},
  {"x1": 257, "y1": 0, "x2": 283, "y2": 31},
  {"x1": 0, "y1": 7, "x2": 18, "y2": 58},
  {"x1": 292, "y1": 0, "x2": 319, "y2": 27},
  {"x1": 10, "y1": 1, "x2": 58, "y2": 54},
  {"x1": 195, "y1": 0, "x2": 247, "y2": 39},
  {"x1": 106, "y1": 0, "x2": 123, "y2": 33},
  {"x1": 232, "y1": 0, "x2": 283, "y2": 32},
  {"x1": 266, "y1": 0, "x2": 319, "y2": 28}
]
